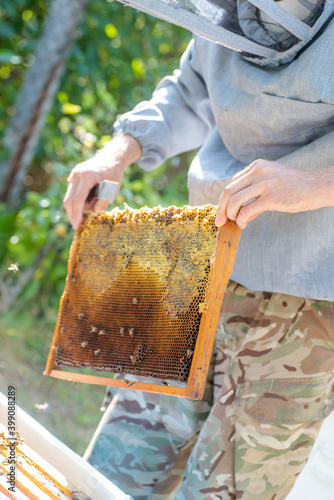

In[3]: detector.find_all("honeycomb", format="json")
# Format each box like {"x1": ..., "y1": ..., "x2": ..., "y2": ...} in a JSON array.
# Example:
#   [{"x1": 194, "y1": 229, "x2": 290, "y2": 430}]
[{"x1": 54, "y1": 204, "x2": 219, "y2": 382}]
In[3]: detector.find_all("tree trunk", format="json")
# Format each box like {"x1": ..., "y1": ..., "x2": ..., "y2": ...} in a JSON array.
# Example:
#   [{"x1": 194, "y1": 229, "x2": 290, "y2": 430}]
[{"x1": 0, "y1": 0, "x2": 89, "y2": 206}]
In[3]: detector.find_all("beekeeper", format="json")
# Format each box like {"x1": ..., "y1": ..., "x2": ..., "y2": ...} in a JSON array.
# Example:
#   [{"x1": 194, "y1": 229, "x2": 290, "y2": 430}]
[{"x1": 64, "y1": 1, "x2": 334, "y2": 499}]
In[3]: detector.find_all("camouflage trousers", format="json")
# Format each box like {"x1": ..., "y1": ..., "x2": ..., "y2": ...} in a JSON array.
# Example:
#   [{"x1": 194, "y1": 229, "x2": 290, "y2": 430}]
[{"x1": 84, "y1": 281, "x2": 334, "y2": 500}]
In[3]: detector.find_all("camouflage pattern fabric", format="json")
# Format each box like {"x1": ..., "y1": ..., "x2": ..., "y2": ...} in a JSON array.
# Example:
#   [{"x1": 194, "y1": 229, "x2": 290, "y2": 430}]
[{"x1": 84, "y1": 281, "x2": 334, "y2": 500}]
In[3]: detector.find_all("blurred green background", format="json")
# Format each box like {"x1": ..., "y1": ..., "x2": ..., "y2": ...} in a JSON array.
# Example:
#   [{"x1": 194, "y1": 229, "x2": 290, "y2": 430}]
[{"x1": 0, "y1": 0, "x2": 191, "y2": 455}]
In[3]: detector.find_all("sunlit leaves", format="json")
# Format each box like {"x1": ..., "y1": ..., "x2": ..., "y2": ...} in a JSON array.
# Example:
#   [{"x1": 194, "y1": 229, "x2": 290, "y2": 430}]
[
  {"x1": 131, "y1": 58, "x2": 146, "y2": 78},
  {"x1": 58, "y1": 117, "x2": 72, "y2": 134},
  {"x1": 57, "y1": 91, "x2": 68, "y2": 103},
  {"x1": 61, "y1": 102, "x2": 82, "y2": 114},
  {"x1": 0, "y1": 65, "x2": 11, "y2": 78},
  {"x1": 22, "y1": 10, "x2": 33, "y2": 21},
  {"x1": 104, "y1": 23, "x2": 118, "y2": 38}
]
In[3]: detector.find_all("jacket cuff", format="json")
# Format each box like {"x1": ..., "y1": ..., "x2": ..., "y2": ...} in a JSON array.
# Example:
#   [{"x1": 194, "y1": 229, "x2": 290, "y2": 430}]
[{"x1": 113, "y1": 107, "x2": 170, "y2": 171}]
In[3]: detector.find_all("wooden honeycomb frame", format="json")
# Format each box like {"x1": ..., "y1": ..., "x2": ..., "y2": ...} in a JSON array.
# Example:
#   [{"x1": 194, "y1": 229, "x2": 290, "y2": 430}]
[{"x1": 44, "y1": 208, "x2": 240, "y2": 401}]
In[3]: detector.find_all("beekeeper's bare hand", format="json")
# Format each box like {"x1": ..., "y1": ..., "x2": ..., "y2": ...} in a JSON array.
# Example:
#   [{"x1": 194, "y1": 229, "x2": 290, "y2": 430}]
[
  {"x1": 64, "y1": 134, "x2": 142, "y2": 230},
  {"x1": 215, "y1": 160, "x2": 334, "y2": 229}
]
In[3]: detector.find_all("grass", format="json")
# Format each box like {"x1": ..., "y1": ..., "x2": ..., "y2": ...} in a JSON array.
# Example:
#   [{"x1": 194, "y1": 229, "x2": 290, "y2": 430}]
[{"x1": 0, "y1": 308, "x2": 106, "y2": 456}]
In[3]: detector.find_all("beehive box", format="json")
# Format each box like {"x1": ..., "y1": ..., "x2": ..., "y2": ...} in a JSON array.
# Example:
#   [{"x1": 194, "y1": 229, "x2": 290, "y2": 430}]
[
  {"x1": 0, "y1": 393, "x2": 132, "y2": 500},
  {"x1": 0, "y1": 423, "x2": 91, "y2": 500},
  {"x1": 45, "y1": 205, "x2": 241, "y2": 400}
]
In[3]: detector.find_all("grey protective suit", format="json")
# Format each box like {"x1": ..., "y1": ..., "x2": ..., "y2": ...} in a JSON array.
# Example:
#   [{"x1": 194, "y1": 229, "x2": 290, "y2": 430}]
[
  {"x1": 85, "y1": 3, "x2": 334, "y2": 500},
  {"x1": 114, "y1": 0, "x2": 334, "y2": 300}
]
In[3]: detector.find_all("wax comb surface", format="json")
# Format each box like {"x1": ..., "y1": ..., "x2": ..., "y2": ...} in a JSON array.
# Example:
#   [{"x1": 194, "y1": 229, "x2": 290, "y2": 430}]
[{"x1": 45, "y1": 205, "x2": 241, "y2": 399}]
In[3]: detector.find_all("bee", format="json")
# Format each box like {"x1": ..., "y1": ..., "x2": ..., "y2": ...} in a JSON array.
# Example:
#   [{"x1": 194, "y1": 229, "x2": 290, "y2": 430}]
[
  {"x1": 163, "y1": 381, "x2": 170, "y2": 387},
  {"x1": 72, "y1": 276, "x2": 77, "y2": 283},
  {"x1": 8, "y1": 263, "x2": 19, "y2": 273},
  {"x1": 98, "y1": 329, "x2": 106, "y2": 335},
  {"x1": 67, "y1": 339, "x2": 72, "y2": 346},
  {"x1": 90, "y1": 326, "x2": 98, "y2": 334},
  {"x1": 125, "y1": 255, "x2": 132, "y2": 269},
  {"x1": 60, "y1": 326, "x2": 65, "y2": 334},
  {"x1": 186, "y1": 349, "x2": 194, "y2": 359},
  {"x1": 133, "y1": 297, "x2": 138, "y2": 305},
  {"x1": 34, "y1": 402, "x2": 49, "y2": 411},
  {"x1": 120, "y1": 328, "x2": 125, "y2": 336},
  {"x1": 94, "y1": 349, "x2": 101, "y2": 355},
  {"x1": 81, "y1": 341, "x2": 88, "y2": 348},
  {"x1": 78, "y1": 313, "x2": 84, "y2": 320},
  {"x1": 129, "y1": 328, "x2": 135, "y2": 338},
  {"x1": 128, "y1": 381, "x2": 136, "y2": 387},
  {"x1": 198, "y1": 302, "x2": 207, "y2": 314},
  {"x1": 130, "y1": 354, "x2": 138, "y2": 365},
  {"x1": 122, "y1": 379, "x2": 130, "y2": 384}
]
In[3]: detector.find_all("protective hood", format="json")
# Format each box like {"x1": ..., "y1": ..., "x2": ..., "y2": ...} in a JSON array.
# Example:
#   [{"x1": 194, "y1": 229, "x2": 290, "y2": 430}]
[{"x1": 119, "y1": 0, "x2": 334, "y2": 66}]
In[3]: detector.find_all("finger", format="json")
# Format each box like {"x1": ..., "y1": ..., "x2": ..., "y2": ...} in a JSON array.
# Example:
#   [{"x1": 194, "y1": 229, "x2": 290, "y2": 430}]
[
  {"x1": 229, "y1": 159, "x2": 271, "y2": 185},
  {"x1": 226, "y1": 184, "x2": 263, "y2": 221},
  {"x1": 63, "y1": 177, "x2": 80, "y2": 228},
  {"x1": 240, "y1": 212, "x2": 261, "y2": 228},
  {"x1": 236, "y1": 197, "x2": 267, "y2": 229},
  {"x1": 230, "y1": 163, "x2": 254, "y2": 182},
  {"x1": 92, "y1": 199, "x2": 110, "y2": 212},
  {"x1": 65, "y1": 176, "x2": 98, "y2": 230},
  {"x1": 83, "y1": 198, "x2": 97, "y2": 212},
  {"x1": 215, "y1": 175, "x2": 253, "y2": 226},
  {"x1": 236, "y1": 209, "x2": 262, "y2": 229},
  {"x1": 73, "y1": 177, "x2": 99, "y2": 228}
]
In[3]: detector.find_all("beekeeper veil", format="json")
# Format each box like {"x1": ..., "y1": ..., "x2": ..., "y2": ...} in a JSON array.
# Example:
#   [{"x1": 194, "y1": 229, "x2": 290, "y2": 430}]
[{"x1": 119, "y1": 0, "x2": 334, "y2": 65}]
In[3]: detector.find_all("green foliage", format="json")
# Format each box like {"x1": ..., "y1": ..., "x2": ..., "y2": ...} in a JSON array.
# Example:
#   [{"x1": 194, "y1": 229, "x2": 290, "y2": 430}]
[
  {"x1": 0, "y1": 0, "x2": 48, "y2": 141},
  {"x1": 0, "y1": 0, "x2": 191, "y2": 310},
  {"x1": 0, "y1": 163, "x2": 72, "y2": 311},
  {"x1": 0, "y1": 210, "x2": 17, "y2": 264}
]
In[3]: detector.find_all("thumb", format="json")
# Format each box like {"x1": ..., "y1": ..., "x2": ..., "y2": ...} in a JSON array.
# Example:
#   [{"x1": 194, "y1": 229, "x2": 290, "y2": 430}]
[{"x1": 92, "y1": 199, "x2": 110, "y2": 212}]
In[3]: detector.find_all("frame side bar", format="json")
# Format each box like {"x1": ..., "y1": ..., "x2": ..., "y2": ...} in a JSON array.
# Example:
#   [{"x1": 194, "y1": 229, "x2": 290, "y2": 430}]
[
  {"x1": 187, "y1": 221, "x2": 241, "y2": 399},
  {"x1": 44, "y1": 228, "x2": 82, "y2": 375}
]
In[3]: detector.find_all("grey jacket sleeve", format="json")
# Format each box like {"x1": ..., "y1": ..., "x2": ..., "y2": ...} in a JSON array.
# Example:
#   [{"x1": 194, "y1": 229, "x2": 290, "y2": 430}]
[{"x1": 113, "y1": 39, "x2": 216, "y2": 170}]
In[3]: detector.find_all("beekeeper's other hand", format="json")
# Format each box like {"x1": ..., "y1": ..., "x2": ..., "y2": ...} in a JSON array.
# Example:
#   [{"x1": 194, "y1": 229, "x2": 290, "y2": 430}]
[{"x1": 215, "y1": 160, "x2": 334, "y2": 229}]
